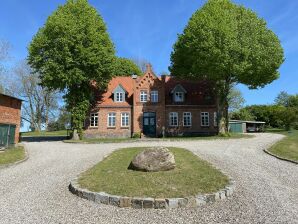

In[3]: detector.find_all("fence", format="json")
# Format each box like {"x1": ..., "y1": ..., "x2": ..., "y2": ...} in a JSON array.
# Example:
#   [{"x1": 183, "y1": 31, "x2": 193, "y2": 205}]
[{"x1": 0, "y1": 124, "x2": 16, "y2": 148}]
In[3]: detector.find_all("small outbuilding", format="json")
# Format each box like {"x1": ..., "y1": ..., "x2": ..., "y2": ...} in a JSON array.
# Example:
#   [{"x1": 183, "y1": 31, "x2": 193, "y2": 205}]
[
  {"x1": 229, "y1": 120, "x2": 265, "y2": 133},
  {"x1": 0, "y1": 93, "x2": 22, "y2": 148}
]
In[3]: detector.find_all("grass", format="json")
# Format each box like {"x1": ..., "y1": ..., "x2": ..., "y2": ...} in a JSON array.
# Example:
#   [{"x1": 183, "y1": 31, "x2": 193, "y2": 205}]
[
  {"x1": 65, "y1": 133, "x2": 252, "y2": 144},
  {"x1": 268, "y1": 129, "x2": 298, "y2": 162},
  {"x1": 21, "y1": 130, "x2": 68, "y2": 137},
  {"x1": 79, "y1": 147, "x2": 229, "y2": 198},
  {"x1": 0, "y1": 146, "x2": 26, "y2": 166}
]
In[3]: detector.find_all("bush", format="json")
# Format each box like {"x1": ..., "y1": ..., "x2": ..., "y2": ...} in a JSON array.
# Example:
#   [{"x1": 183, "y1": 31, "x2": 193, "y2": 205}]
[{"x1": 132, "y1": 132, "x2": 141, "y2": 138}]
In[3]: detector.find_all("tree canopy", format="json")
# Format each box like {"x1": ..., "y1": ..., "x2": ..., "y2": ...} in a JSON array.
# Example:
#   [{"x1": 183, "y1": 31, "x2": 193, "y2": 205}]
[
  {"x1": 169, "y1": 0, "x2": 284, "y2": 133},
  {"x1": 114, "y1": 57, "x2": 142, "y2": 76},
  {"x1": 28, "y1": 0, "x2": 116, "y2": 139}
]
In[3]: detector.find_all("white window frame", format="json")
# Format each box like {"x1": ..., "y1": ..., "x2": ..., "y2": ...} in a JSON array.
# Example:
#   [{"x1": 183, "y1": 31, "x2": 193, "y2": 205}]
[
  {"x1": 174, "y1": 92, "x2": 184, "y2": 102},
  {"x1": 183, "y1": 112, "x2": 192, "y2": 127},
  {"x1": 150, "y1": 90, "x2": 158, "y2": 103},
  {"x1": 115, "y1": 92, "x2": 124, "y2": 102},
  {"x1": 140, "y1": 90, "x2": 148, "y2": 102},
  {"x1": 201, "y1": 112, "x2": 210, "y2": 127},
  {"x1": 214, "y1": 112, "x2": 218, "y2": 127},
  {"x1": 169, "y1": 112, "x2": 178, "y2": 127},
  {"x1": 90, "y1": 113, "x2": 98, "y2": 127},
  {"x1": 121, "y1": 112, "x2": 130, "y2": 127},
  {"x1": 107, "y1": 112, "x2": 116, "y2": 127}
]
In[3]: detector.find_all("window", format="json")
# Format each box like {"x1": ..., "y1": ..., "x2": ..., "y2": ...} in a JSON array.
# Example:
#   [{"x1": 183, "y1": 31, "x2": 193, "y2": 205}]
[
  {"x1": 108, "y1": 112, "x2": 116, "y2": 127},
  {"x1": 214, "y1": 112, "x2": 218, "y2": 127},
  {"x1": 201, "y1": 112, "x2": 209, "y2": 127},
  {"x1": 140, "y1": 91, "x2": 148, "y2": 102},
  {"x1": 174, "y1": 92, "x2": 184, "y2": 102},
  {"x1": 116, "y1": 92, "x2": 124, "y2": 102},
  {"x1": 121, "y1": 113, "x2": 129, "y2": 127},
  {"x1": 151, "y1": 90, "x2": 158, "y2": 103},
  {"x1": 169, "y1": 112, "x2": 178, "y2": 126},
  {"x1": 90, "y1": 113, "x2": 98, "y2": 127},
  {"x1": 183, "y1": 112, "x2": 192, "y2": 127}
]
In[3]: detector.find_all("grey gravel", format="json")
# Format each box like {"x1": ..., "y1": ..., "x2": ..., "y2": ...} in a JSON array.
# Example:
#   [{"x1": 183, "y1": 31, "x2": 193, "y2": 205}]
[{"x1": 1, "y1": 133, "x2": 298, "y2": 224}]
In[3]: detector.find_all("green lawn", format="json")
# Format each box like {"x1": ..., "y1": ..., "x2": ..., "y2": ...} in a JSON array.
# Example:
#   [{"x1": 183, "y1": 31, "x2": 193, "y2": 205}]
[
  {"x1": 65, "y1": 133, "x2": 252, "y2": 144},
  {"x1": 0, "y1": 146, "x2": 26, "y2": 166},
  {"x1": 79, "y1": 147, "x2": 229, "y2": 198},
  {"x1": 268, "y1": 130, "x2": 298, "y2": 162},
  {"x1": 21, "y1": 130, "x2": 68, "y2": 137}
]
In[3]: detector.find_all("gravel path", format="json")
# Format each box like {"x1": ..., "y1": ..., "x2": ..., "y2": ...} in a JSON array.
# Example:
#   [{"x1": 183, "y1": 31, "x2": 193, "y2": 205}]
[{"x1": 0, "y1": 133, "x2": 297, "y2": 224}]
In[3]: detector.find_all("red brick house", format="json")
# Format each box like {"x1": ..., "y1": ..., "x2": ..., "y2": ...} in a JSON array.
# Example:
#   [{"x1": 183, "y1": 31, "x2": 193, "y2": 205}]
[
  {"x1": 0, "y1": 93, "x2": 22, "y2": 146},
  {"x1": 84, "y1": 65, "x2": 218, "y2": 138}
]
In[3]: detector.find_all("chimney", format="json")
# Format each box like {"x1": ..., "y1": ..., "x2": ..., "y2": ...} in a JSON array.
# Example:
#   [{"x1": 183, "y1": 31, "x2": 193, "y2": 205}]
[
  {"x1": 132, "y1": 74, "x2": 138, "y2": 79},
  {"x1": 145, "y1": 63, "x2": 153, "y2": 74}
]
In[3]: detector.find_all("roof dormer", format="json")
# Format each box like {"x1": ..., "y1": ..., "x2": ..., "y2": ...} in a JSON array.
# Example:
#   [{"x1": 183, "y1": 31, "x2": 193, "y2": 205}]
[
  {"x1": 171, "y1": 84, "x2": 187, "y2": 103},
  {"x1": 112, "y1": 84, "x2": 127, "y2": 102}
]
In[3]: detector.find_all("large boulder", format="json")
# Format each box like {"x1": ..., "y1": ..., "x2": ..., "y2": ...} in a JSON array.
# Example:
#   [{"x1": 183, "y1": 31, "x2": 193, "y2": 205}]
[{"x1": 129, "y1": 147, "x2": 175, "y2": 172}]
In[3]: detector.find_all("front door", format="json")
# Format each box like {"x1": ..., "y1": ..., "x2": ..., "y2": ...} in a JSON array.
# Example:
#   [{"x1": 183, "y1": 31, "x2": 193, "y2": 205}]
[{"x1": 143, "y1": 112, "x2": 156, "y2": 137}]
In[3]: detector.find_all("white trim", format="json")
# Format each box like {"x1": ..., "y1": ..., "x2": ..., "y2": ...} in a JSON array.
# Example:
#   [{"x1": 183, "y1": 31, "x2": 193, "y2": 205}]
[
  {"x1": 115, "y1": 92, "x2": 124, "y2": 102},
  {"x1": 214, "y1": 112, "x2": 218, "y2": 127},
  {"x1": 150, "y1": 90, "x2": 158, "y2": 103},
  {"x1": 90, "y1": 113, "x2": 98, "y2": 127},
  {"x1": 107, "y1": 112, "x2": 116, "y2": 127},
  {"x1": 201, "y1": 112, "x2": 210, "y2": 127},
  {"x1": 140, "y1": 90, "x2": 148, "y2": 102},
  {"x1": 183, "y1": 112, "x2": 192, "y2": 127},
  {"x1": 169, "y1": 112, "x2": 178, "y2": 127},
  {"x1": 121, "y1": 112, "x2": 130, "y2": 127},
  {"x1": 174, "y1": 92, "x2": 184, "y2": 102}
]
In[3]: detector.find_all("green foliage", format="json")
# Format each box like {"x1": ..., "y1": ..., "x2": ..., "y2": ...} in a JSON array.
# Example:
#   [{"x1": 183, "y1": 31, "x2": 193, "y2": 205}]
[
  {"x1": 277, "y1": 107, "x2": 298, "y2": 131},
  {"x1": 169, "y1": 0, "x2": 284, "y2": 133},
  {"x1": 28, "y1": 0, "x2": 116, "y2": 139},
  {"x1": 230, "y1": 108, "x2": 254, "y2": 121},
  {"x1": 132, "y1": 132, "x2": 141, "y2": 138},
  {"x1": 275, "y1": 91, "x2": 291, "y2": 107},
  {"x1": 47, "y1": 106, "x2": 71, "y2": 131},
  {"x1": 170, "y1": 0, "x2": 284, "y2": 87},
  {"x1": 228, "y1": 87, "x2": 245, "y2": 112},
  {"x1": 114, "y1": 57, "x2": 142, "y2": 76}
]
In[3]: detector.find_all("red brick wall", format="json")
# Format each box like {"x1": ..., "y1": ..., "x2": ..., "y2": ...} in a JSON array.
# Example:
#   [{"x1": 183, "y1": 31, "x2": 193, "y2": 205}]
[
  {"x1": 0, "y1": 94, "x2": 22, "y2": 143},
  {"x1": 84, "y1": 107, "x2": 132, "y2": 138},
  {"x1": 165, "y1": 107, "x2": 217, "y2": 136}
]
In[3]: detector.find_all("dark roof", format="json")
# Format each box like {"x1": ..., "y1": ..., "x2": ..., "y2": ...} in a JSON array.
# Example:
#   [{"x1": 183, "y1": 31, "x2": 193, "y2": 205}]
[{"x1": 0, "y1": 93, "x2": 23, "y2": 101}]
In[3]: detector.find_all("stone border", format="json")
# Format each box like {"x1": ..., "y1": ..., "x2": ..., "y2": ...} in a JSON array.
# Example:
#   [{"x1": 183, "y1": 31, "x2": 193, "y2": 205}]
[
  {"x1": 264, "y1": 149, "x2": 298, "y2": 165},
  {"x1": 0, "y1": 144, "x2": 29, "y2": 169},
  {"x1": 69, "y1": 178, "x2": 235, "y2": 209}
]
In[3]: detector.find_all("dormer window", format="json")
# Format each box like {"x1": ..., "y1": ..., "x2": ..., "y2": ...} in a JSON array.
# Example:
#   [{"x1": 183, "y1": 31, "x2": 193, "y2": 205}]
[
  {"x1": 171, "y1": 84, "x2": 187, "y2": 103},
  {"x1": 174, "y1": 92, "x2": 184, "y2": 102},
  {"x1": 112, "y1": 84, "x2": 127, "y2": 103},
  {"x1": 116, "y1": 92, "x2": 124, "y2": 102}
]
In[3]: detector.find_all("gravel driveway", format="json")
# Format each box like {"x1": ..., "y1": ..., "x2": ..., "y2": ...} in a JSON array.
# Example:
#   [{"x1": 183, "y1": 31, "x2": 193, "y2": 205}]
[{"x1": 0, "y1": 133, "x2": 297, "y2": 224}]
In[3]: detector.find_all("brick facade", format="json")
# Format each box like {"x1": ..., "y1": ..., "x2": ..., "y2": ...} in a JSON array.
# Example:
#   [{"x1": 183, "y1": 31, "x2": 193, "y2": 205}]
[
  {"x1": 0, "y1": 94, "x2": 22, "y2": 143},
  {"x1": 84, "y1": 65, "x2": 218, "y2": 138}
]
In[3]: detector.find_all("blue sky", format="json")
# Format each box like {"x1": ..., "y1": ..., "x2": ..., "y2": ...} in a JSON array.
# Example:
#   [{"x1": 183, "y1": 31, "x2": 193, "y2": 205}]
[{"x1": 0, "y1": 0, "x2": 297, "y2": 106}]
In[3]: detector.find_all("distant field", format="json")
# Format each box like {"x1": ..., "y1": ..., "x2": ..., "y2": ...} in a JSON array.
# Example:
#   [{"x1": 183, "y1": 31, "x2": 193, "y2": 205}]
[{"x1": 21, "y1": 130, "x2": 68, "y2": 137}]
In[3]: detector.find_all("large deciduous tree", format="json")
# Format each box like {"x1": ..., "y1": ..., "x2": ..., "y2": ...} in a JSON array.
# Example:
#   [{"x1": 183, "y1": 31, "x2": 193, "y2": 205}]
[
  {"x1": 169, "y1": 0, "x2": 284, "y2": 134},
  {"x1": 114, "y1": 57, "x2": 142, "y2": 76},
  {"x1": 28, "y1": 0, "x2": 115, "y2": 139}
]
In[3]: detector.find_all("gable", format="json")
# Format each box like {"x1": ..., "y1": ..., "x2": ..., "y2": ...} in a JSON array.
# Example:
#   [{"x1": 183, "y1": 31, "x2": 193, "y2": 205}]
[
  {"x1": 112, "y1": 84, "x2": 127, "y2": 94},
  {"x1": 170, "y1": 84, "x2": 187, "y2": 94}
]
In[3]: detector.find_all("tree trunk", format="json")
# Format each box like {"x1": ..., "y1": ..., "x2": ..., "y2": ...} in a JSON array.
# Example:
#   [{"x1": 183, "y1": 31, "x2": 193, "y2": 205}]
[{"x1": 217, "y1": 80, "x2": 231, "y2": 135}]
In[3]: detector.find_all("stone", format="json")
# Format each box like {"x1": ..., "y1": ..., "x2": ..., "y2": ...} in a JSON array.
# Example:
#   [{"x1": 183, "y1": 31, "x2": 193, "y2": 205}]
[
  {"x1": 214, "y1": 192, "x2": 220, "y2": 201},
  {"x1": 205, "y1": 194, "x2": 216, "y2": 203},
  {"x1": 131, "y1": 198, "x2": 143, "y2": 209},
  {"x1": 196, "y1": 196, "x2": 207, "y2": 206},
  {"x1": 154, "y1": 199, "x2": 167, "y2": 209},
  {"x1": 177, "y1": 198, "x2": 188, "y2": 207},
  {"x1": 219, "y1": 190, "x2": 226, "y2": 200},
  {"x1": 109, "y1": 195, "x2": 121, "y2": 206},
  {"x1": 143, "y1": 198, "x2": 154, "y2": 209},
  {"x1": 129, "y1": 147, "x2": 175, "y2": 172},
  {"x1": 95, "y1": 192, "x2": 109, "y2": 205},
  {"x1": 166, "y1": 198, "x2": 179, "y2": 208},
  {"x1": 120, "y1": 197, "x2": 132, "y2": 208},
  {"x1": 82, "y1": 190, "x2": 95, "y2": 201}
]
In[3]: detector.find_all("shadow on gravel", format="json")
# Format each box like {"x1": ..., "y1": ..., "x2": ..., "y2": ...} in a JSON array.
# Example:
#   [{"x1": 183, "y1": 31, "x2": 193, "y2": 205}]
[{"x1": 21, "y1": 136, "x2": 68, "y2": 142}]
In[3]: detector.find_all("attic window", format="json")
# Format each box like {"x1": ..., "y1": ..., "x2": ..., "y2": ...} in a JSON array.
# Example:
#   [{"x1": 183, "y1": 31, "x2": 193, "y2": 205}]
[
  {"x1": 174, "y1": 92, "x2": 184, "y2": 102},
  {"x1": 116, "y1": 92, "x2": 124, "y2": 102}
]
